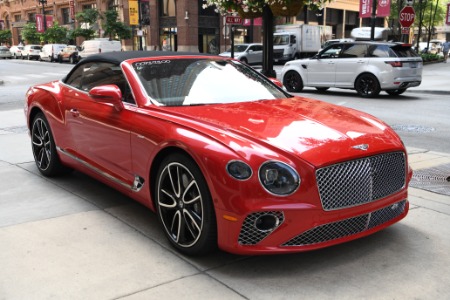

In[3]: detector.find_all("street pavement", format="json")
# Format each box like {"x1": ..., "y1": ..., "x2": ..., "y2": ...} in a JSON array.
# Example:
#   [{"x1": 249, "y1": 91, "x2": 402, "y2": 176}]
[{"x1": 0, "y1": 62, "x2": 450, "y2": 299}]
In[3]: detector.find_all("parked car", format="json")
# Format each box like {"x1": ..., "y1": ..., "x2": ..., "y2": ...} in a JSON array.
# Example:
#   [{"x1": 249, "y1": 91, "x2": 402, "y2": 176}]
[
  {"x1": 39, "y1": 44, "x2": 67, "y2": 62},
  {"x1": 78, "y1": 38, "x2": 121, "y2": 60},
  {"x1": 0, "y1": 46, "x2": 12, "y2": 59},
  {"x1": 22, "y1": 45, "x2": 42, "y2": 60},
  {"x1": 282, "y1": 41, "x2": 423, "y2": 97},
  {"x1": 25, "y1": 51, "x2": 411, "y2": 255},
  {"x1": 9, "y1": 45, "x2": 24, "y2": 59},
  {"x1": 57, "y1": 45, "x2": 79, "y2": 64},
  {"x1": 219, "y1": 43, "x2": 263, "y2": 64},
  {"x1": 416, "y1": 42, "x2": 437, "y2": 54}
]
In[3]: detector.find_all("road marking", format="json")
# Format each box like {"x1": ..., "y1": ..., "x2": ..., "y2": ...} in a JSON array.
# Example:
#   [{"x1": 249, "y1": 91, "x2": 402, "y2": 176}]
[{"x1": 337, "y1": 101, "x2": 347, "y2": 106}]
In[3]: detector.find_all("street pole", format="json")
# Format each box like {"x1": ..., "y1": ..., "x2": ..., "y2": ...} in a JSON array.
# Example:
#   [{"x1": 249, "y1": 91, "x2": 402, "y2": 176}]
[
  {"x1": 370, "y1": 0, "x2": 377, "y2": 40},
  {"x1": 40, "y1": 0, "x2": 47, "y2": 32},
  {"x1": 261, "y1": 5, "x2": 275, "y2": 78},
  {"x1": 138, "y1": 0, "x2": 143, "y2": 50}
]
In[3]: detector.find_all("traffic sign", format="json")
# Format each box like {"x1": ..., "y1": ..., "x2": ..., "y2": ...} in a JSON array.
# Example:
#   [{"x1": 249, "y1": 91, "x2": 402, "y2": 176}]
[
  {"x1": 399, "y1": 6, "x2": 415, "y2": 28},
  {"x1": 226, "y1": 16, "x2": 242, "y2": 24},
  {"x1": 401, "y1": 27, "x2": 410, "y2": 34}
]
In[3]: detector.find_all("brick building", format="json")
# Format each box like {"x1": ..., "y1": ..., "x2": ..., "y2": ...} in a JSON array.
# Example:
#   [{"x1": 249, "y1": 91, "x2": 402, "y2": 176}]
[{"x1": 0, "y1": 0, "x2": 382, "y2": 52}]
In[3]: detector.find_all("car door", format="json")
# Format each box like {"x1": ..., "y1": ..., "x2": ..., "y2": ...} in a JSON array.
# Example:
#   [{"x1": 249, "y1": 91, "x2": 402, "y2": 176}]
[
  {"x1": 334, "y1": 43, "x2": 369, "y2": 88},
  {"x1": 306, "y1": 44, "x2": 342, "y2": 87},
  {"x1": 247, "y1": 45, "x2": 263, "y2": 64},
  {"x1": 62, "y1": 62, "x2": 137, "y2": 186}
]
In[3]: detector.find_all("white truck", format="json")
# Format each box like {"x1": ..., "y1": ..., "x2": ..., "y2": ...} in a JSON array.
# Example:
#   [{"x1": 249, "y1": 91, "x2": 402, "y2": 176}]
[
  {"x1": 78, "y1": 38, "x2": 122, "y2": 60},
  {"x1": 273, "y1": 24, "x2": 322, "y2": 63},
  {"x1": 350, "y1": 27, "x2": 390, "y2": 41}
]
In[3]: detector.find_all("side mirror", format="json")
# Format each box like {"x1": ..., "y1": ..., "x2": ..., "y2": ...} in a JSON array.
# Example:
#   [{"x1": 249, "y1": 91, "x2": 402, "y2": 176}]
[
  {"x1": 268, "y1": 77, "x2": 283, "y2": 88},
  {"x1": 89, "y1": 85, "x2": 124, "y2": 111}
]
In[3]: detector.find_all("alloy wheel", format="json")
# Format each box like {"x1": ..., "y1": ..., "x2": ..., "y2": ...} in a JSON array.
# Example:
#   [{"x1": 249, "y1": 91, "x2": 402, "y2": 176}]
[{"x1": 157, "y1": 161, "x2": 204, "y2": 248}]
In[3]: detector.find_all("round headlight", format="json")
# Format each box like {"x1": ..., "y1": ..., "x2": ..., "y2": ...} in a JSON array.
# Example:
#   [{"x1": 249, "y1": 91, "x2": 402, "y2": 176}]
[
  {"x1": 259, "y1": 161, "x2": 300, "y2": 196},
  {"x1": 226, "y1": 160, "x2": 252, "y2": 180}
]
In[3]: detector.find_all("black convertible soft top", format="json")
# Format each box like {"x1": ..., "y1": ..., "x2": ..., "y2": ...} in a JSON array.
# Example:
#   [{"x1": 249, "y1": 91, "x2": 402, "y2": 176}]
[{"x1": 80, "y1": 50, "x2": 217, "y2": 65}]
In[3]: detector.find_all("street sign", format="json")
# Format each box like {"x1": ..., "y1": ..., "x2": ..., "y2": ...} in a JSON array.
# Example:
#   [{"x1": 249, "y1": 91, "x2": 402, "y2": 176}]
[
  {"x1": 399, "y1": 6, "x2": 415, "y2": 28},
  {"x1": 401, "y1": 27, "x2": 410, "y2": 34},
  {"x1": 226, "y1": 16, "x2": 242, "y2": 24}
]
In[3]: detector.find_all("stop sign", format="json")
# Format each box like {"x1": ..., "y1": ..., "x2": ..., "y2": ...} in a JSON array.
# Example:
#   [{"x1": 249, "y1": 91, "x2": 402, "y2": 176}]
[{"x1": 399, "y1": 6, "x2": 415, "y2": 28}]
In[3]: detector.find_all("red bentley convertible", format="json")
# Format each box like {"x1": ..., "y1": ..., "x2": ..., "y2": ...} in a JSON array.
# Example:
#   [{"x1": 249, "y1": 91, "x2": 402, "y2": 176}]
[{"x1": 25, "y1": 51, "x2": 412, "y2": 255}]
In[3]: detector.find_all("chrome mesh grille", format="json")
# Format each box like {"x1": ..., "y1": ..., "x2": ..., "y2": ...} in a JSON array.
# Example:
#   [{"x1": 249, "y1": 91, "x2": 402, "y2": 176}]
[
  {"x1": 282, "y1": 200, "x2": 406, "y2": 247},
  {"x1": 316, "y1": 152, "x2": 406, "y2": 211},
  {"x1": 238, "y1": 211, "x2": 284, "y2": 245}
]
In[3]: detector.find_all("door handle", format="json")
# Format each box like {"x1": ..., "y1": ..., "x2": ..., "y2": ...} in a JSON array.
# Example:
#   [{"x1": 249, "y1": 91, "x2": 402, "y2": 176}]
[{"x1": 70, "y1": 109, "x2": 80, "y2": 117}]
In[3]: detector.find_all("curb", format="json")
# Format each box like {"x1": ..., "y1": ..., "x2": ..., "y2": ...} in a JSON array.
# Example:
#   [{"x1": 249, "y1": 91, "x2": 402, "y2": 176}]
[{"x1": 406, "y1": 89, "x2": 450, "y2": 95}]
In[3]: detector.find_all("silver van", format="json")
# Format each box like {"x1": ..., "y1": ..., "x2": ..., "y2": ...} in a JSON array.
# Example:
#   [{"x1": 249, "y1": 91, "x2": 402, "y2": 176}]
[{"x1": 39, "y1": 44, "x2": 66, "y2": 62}]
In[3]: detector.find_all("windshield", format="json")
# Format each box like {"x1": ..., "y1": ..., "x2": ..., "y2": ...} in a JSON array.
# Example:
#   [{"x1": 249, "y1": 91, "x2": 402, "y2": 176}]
[
  {"x1": 133, "y1": 58, "x2": 289, "y2": 106},
  {"x1": 273, "y1": 35, "x2": 290, "y2": 46}
]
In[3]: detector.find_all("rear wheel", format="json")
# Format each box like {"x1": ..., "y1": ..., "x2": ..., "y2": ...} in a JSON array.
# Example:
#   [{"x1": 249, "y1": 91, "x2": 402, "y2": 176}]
[
  {"x1": 283, "y1": 71, "x2": 304, "y2": 92},
  {"x1": 156, "y1": 153, "x2": 217, "y2": 256},
  {"x1": 386, "y1": 89, "x2": 406, "y2": 96},
  {"x1": 31, "y1": 113, "x2": 72, "y2": 176},
  {"x1": 355, "y1": 74, "x2": 380, "y2": 98}
]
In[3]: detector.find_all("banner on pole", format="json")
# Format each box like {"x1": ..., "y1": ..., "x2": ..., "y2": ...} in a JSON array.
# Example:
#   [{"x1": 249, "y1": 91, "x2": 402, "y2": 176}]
[
  {"x1": 359, "y1": 0, "x2": 372, "y2": 18},
  {"x1": 129, "y1": 0, "x2": 139, "y2": 26},
  {"x1": 36, "y1": 14, "x2": 44, "y2": 32},
  {"x1": 377, "y1": 0, "x2": 391, "y2": 17}
]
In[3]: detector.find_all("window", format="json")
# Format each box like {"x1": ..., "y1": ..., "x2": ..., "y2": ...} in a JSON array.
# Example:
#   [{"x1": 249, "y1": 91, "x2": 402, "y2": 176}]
[
  {"x1": 340, "y1": 44, "x2": 367, "y2": 58},
  {"x1": 320, "y1": 44, "x2": 342, "y2": 58},
  {"x1": 160, "y1": 0, "x2": 176, "y2": 16},
  {"x1": 14, "y1": 15, "x2": 22, "y2": 22},
  {"x1": 28, "y1": 13, "x2": 36, "y2": 22},
  {"x1": 62, "y1": 8, "x2": 71, "y2": 24},
  {"x1": 65, "y1": 62, "x2": 135, "y2": 104}
]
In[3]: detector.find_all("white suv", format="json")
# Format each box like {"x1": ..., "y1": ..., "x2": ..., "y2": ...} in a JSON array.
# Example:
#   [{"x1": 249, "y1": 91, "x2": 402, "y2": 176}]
[
  {"x1": 219, "y1": 43, "x2": 263, "y2": 65},
  {"x1": 281, "y1": 41, "x2": 423, "y2": 97}
]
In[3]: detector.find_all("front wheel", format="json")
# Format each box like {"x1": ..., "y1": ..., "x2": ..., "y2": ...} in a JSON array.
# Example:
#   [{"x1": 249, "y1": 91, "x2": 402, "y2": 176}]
[
  {"x1": 386, "y1": 89, "x2": 406, "y2": 96},
  {"x1": 283, "y1": 71, "x2": 304, "y2": 92},
  {"x1": 355, "y1": 74, "x2": 381, "y2": 98},
  {"x1": 240, "y1": 57, "x2": 248, "y2": 64},
  {"x1": 31, "y1": 113, "x2": 72, "y2": 176},
  {"x1": 156, "y1": 153, "x2": 217, "y2": 256}
]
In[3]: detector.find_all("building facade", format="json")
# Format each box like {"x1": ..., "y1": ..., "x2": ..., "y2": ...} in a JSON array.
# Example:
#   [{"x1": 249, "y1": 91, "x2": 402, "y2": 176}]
[{"x1": 1, "y1": 0, "x2": 433, "y2": 51}]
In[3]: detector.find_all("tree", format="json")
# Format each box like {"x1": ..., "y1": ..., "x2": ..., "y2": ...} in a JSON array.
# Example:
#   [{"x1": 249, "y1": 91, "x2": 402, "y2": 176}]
[
  {"x1": 102, "y1": 10, "x2": 132, "y2": 40},
  {"x1": 42, "y1": 22, "x2": 69, "y2": 43},
  {"x1": 70, "y1": 9, "x2": 100, "y2": 40},
  {"x1": 21, "y1": 23, "x2": 42, "y2": 44},
  {"x1": 0, "y1": 29, "x2": 12, "y2": 45}
]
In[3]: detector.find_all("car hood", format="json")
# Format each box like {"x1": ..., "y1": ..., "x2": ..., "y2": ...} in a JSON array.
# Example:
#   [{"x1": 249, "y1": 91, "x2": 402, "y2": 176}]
[{"x1": 167, "y1": 97, "x2": 404, "y2": 167}]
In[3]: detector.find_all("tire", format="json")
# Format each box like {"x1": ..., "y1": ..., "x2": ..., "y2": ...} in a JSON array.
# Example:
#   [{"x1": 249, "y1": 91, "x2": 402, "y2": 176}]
[
  {"x1": 240, "y1": 57, "x2": 248, "y2": 64},
  {"x1": 316, "y1": 87, "x2": 330, "y2": 92},
  {"x1": 386, "y1": 89, "x2": 406, "y2": 96},
  {"x1": 283, "y1": 71, "x2": 304, "y2": 92},
  {"x1": 31, "y1": 113, "x2": 72, "y2": 176},
  {"x1": 69, "y1": 55, "x2": 75, "y2": 64},
  {"x1": 156, "y1": 153, "x2": 217, "y2": 256},
  {"x1": 355, "y1": 74, "x2": 381, "y2": 98}
]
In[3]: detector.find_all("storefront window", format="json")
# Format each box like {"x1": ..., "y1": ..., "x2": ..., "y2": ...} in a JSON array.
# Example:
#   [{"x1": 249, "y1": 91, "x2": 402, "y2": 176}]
[{"x1": 160, "y1": 27, "x2": 177, "y2": 51}]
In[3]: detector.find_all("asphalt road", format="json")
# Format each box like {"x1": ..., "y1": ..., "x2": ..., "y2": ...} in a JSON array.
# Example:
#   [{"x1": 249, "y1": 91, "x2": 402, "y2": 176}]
[{"x1": 1, "y1": 59, "x2": 449, "y2": 152}]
